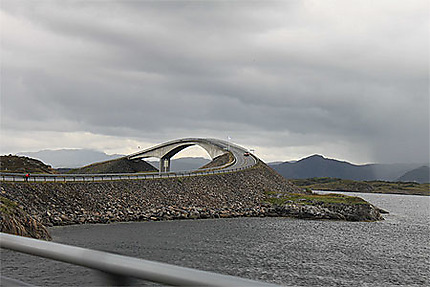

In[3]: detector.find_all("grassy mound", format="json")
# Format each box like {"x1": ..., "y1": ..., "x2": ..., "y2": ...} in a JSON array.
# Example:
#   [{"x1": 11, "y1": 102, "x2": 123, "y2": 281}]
[
  {"x1": 69, "y1": 157, "x2": 157, "y2": 174},
  {"x1": 0, "y1": 155, "x2": 57, "y2": 174}
]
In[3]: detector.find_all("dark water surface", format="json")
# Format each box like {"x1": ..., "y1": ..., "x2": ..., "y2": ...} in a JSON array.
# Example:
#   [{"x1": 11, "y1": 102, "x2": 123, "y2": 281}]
[{"x1": 1, "y1": 192, "x2": 429, "y2": 286}]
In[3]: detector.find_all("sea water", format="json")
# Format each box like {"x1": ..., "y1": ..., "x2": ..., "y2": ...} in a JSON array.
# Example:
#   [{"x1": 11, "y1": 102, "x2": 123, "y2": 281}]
[{"x1": 1, "y1": 192, "x2": 429, "y2": 286}]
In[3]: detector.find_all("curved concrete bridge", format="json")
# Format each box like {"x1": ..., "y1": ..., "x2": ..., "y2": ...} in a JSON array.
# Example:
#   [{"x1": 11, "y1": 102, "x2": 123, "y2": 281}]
[
  {"x1": 128, "y1": 138, "x2": 254, "y2": 172},
  {"x1": 0, "y1": 138, "x2": 257, "y2": 182}
]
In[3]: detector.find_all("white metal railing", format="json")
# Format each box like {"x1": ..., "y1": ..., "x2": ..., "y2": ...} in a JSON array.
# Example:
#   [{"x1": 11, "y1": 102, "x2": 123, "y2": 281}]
[{"x1": 0, "y1": 233, "x2": 279, "y2": 286}]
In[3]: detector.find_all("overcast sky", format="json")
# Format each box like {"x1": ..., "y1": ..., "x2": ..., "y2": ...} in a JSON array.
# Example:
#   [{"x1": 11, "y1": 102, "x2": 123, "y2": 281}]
[{"x1": 1, "y1": 0, "x2": 428, "y2": 164}]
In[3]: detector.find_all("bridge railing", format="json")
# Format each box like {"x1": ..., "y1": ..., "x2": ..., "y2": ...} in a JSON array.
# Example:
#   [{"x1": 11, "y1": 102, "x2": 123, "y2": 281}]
[{"x1": 0, "y1": 232, "x2": 278, "y2": 286}]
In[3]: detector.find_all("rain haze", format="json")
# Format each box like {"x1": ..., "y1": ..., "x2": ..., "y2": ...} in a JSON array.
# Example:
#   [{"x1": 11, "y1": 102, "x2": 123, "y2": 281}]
[{"x1": 1, "y1": 0, "x2": 428, "y2": 164}]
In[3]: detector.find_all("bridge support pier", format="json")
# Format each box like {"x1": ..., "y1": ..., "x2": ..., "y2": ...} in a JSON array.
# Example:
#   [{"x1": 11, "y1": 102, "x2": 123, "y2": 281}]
[{"x1": 160, "y1": 157, "x2": 170, "y2": 173}]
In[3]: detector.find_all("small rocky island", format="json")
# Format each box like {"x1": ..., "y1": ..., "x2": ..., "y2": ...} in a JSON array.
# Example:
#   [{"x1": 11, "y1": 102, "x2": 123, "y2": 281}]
[{"x1": 0, "y1": 155, "x2": 385, "y2": 240}]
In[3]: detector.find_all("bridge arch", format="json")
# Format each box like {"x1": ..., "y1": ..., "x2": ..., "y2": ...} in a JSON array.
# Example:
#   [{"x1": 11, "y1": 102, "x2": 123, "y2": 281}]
[{"x1": 127, "y1": 138, "x2": 229, "y2": 172}]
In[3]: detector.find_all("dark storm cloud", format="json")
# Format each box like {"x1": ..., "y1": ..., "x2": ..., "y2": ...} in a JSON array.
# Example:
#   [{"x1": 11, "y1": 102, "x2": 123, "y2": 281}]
[{"x1": 1, "y1": 0, "x2": 428, "y2": 163}]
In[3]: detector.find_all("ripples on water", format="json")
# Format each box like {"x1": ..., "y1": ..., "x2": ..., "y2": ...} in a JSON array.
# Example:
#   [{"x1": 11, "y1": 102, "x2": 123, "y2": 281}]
[{"x1": 1, "y1": 192, "x2": 429, "y2": 286}]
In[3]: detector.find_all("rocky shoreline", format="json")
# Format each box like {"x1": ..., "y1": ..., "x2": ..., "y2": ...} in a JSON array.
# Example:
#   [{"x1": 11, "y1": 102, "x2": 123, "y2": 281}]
[
  {"x1": 36, "y1": 202, "x2": 382, "y2": 226},
  {"x1": 0, "y1": 163, "x2": 384, "y2": 240}
]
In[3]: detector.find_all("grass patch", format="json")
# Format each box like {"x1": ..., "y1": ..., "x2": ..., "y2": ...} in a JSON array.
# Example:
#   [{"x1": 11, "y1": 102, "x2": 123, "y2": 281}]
[{"x1": 0, "y1": 196, "x2": 18, "y2": 214}]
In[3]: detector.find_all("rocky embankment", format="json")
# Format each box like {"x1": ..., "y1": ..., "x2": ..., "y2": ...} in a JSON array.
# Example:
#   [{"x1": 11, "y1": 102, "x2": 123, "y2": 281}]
[{"x1": 0, "y1": 162, "x2": 384, "y2": 239}]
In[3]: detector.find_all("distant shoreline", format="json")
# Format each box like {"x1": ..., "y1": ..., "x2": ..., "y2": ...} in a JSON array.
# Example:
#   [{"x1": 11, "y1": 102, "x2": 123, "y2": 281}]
[
  {"x1": 314, "y1": 189, "x2": 429, "y2": 197},
  {"x1": 290, "y1": 178, "x2": 429, "y2": 196}
]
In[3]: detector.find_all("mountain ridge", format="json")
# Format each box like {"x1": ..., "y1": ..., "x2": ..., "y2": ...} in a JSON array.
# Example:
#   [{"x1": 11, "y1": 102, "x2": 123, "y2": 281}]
[
  {"x1": 270, "y1": 154, "x2": 427, "y2": 182},
  {"x1": 397, "y1": 166, "x2": 429, "y2": 184}
]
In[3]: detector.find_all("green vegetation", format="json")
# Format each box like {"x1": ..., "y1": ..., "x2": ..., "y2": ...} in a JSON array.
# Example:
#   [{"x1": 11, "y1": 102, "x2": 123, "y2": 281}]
[
  {"x1": 199, "y1": 152, "x2": 235, "y2": 170},
  {"x1": 0, "y1": 196, "x2": 18, "y2": 215},
  {"x1": 264, "y1": 191, "x2": 368, "y2": 206},
  {"x1": 290, "y1": 177, "x2": 429, "y2": 196}
]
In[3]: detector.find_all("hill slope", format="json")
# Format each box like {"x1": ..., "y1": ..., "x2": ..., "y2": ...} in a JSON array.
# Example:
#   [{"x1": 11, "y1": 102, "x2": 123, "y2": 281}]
[
  {"x1": 0, "y1": 155, "x2": 57, "y2": 174},
  {"x1": 70, "y1": 157, "x2": 157, "y2": 174},
  {"x1": 397, "y1": 166, "x2": 429, "y2": 183}
]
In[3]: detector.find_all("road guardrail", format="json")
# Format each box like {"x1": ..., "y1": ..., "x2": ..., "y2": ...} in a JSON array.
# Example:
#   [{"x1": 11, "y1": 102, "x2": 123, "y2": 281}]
[{"x1": 0, "y1": 232, "x2": 279, "y2": 286}]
